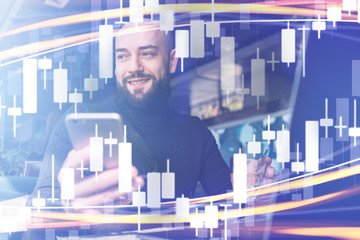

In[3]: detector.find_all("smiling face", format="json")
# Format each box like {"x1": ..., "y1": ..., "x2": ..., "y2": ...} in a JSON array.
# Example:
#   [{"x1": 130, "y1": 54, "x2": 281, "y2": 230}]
[{"x1": 115, "y1": 25, "x2": 177, "y2": 109}]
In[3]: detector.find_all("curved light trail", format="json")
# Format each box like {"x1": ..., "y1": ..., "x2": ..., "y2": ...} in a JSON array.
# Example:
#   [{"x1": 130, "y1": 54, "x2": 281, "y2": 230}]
[
  {"x1": 21, "y1": 157, "x2": 360, "y2": 212},
  {"x1": 0, "y1": 1, "x2": 358, "y2": 64},
  {"x1": 0, "y1": 2, "x2": 358, "y2": 238},
  {"x1": 191, "y1": 157, "x2": 360, "y2": 204},
  {"x1": 26, "y1": 155, "x2": 360, "y2": 227},
  {"x1": 0, "y1": 3, "x2": 327, "y2": 38},
  {"x1": 28, "y1": 187, "x2": 356, "y2": 227},
  {"x1": 275, "y1": 227, "x2": 360, "y2": 240}
]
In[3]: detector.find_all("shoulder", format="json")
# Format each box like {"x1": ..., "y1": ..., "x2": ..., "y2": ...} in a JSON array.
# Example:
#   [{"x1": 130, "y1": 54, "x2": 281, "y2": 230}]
[
  {"x1": 169, "y1": 111, "x2": 215, "y2": 144},
  {"x1": 171, "y1": 111, "x2": 205, "y2": 129}
]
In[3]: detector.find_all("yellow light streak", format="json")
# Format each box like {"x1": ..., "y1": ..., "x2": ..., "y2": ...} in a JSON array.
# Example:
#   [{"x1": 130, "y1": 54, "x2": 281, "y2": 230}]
[
  {"x1": 0, "y1": 3, "x2": 357, "y2": 63},
  {"x1": 0, "y1": 24, "x2": 157, "y2": 62},
  {"x1": 0, "y1": 2, "x2": 354, "y2": 39},
  {"x1": 192, "y1": 163, "x2": 360, "y2": 204},
  {"x1": 29, "y1": 188, "x2": 351, "y2": 226},
  {"x1": 275, "y1": 227, "x2": 360, "y2": 240}
]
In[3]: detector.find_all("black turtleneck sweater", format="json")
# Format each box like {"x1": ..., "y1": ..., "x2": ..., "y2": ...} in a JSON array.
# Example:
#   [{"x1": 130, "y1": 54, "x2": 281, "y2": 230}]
[{"x1": 30, "y1": 96, "x2": 232, "y2": 202}]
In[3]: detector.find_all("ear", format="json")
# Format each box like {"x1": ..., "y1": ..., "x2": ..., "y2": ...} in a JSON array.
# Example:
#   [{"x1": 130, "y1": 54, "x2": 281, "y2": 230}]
[{"x1": 168, "y1": 49, "x2": 178, "y2": 74}]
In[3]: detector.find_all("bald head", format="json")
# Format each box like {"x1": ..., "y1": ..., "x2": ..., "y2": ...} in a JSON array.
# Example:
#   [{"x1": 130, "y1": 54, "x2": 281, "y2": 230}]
[{"x1": 115, "y1": 21, "x2": 173, "y2": 55}]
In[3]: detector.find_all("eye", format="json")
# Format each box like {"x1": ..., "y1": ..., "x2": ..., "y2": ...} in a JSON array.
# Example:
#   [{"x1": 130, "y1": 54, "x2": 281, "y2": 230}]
[
  {"x1": 117, "y1": 54, "x2": 128, "y2": 60},
  {"x1": 141, "y1": 51, "x2": 157, "y2": 58}
]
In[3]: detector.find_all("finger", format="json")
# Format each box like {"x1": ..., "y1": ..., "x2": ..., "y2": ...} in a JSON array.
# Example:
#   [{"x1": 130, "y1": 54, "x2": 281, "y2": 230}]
[
  {"x1": 63, "y1": 146, "x2": 91, "y2": 169},
  {"x1": 265, "y1": 166, "x2": 277, "y2": 179},
  {"x1": 61, "y1": 199, "x2": 101, "y2": 214},
  {"x1": 75, "y1": 208, "x2": 103, "y2": 215},
  {"x1": 247, "y1": 174, "x2": 257, "y2": 188},
  {"x1": 58, "y1": 146, "x2": 91, "y2": 183},
  {"x1": 256, "y1": 158, "x2": 273, "y2": 173},
  {"x1": 63, "y1": 197, "x2": 129, "y2": 215},
  {"x1": 112, "y1": 196, "x2": 132, "y2": 207},
  {"x1": 64, "y1": 206, "x2": 103, "y2": 215},
  {"x1": 247, "y1": 159, "x2": 258, "y2": 172},
  {"x1": 263, "y1": 178, "x2": 274, "y2": 185},
  {"x1": 73, "y1": 188, "x2": 130, "y2": 207},
  {"x1": 71, "y1": 187, "x2": 130, "y2": 208},
  {"x1": 131, "y1": 166, "x2": 139, "y2": 176},
  {"x1": 74, "y1": 166, "x2": 140, "y2": 197},
  {"x1": 263, "y1": 157, "x2": 272, "y2": 164},
  {"x1": 132, "y1": 175, "x2": 145, "y2": 191},
  {"x1": 74, "y1": 168, "x2": 119, "y2": 197}
]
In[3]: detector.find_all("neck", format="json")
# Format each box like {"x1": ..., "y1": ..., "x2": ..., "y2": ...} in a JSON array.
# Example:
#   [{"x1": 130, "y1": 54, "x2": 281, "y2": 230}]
[
  {"x1": 114, "y1": 95, "x2": 173, "y2": 128},
  {"x1": 117, "y1": 94, "x2": 169, "y2": 113}
]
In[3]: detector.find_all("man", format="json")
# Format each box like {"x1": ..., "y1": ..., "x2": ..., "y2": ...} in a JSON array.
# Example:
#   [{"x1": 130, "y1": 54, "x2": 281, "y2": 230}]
[{"x1": 31, "y1": 22, "x2": 276, "y2": 214}]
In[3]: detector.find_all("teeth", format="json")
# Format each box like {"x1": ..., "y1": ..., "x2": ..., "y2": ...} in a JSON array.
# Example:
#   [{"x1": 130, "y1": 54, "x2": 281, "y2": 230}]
[{"x1": 129, "y1": 79, "x2": 148, "y2": 85}]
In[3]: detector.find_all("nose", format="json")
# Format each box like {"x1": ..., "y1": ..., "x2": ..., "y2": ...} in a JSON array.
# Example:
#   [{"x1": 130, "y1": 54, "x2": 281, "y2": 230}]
[{"x1": 128, "y1": 55, "x2": 144, "y2": 74}]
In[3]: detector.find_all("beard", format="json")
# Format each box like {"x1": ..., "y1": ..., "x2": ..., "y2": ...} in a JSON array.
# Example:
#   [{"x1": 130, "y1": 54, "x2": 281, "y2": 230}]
[{"x1": 117, "y1": 72, "x2": 171, "y2": 110}]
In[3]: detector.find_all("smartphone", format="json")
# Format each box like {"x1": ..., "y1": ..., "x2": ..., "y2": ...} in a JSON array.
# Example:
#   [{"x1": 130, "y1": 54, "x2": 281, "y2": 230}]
[{"x1": 65, "y1": 112, "x2": 124, "y2": 169}]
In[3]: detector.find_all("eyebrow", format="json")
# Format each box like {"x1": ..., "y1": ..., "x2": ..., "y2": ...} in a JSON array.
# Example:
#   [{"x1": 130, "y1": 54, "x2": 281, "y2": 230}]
[
  {"x1": 115, "y1": 48, "x2": 128, "y2": 52},
  {"x1": 115, "y1": 45, "x2": 159, "y2": 52},
  {"x1": 138, "y1": 45, "x2": 159, "y2": 51}
]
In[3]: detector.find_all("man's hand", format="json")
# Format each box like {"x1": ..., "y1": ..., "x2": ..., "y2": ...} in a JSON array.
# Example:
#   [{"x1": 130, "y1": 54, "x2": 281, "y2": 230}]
[
  {"x1": 247, "y1": 157, "x2": 277, "y2": 187},
  {"x1": 57, "y1": 146, "x2": 144, "y2": 214}
]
